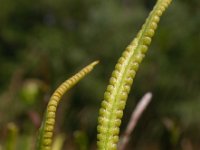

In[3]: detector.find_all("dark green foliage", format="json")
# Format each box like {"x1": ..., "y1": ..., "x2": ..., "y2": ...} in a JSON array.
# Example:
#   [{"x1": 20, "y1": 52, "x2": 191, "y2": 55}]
[{"x1": 0, "y1": 0, "x2": 200, "y2": 149}]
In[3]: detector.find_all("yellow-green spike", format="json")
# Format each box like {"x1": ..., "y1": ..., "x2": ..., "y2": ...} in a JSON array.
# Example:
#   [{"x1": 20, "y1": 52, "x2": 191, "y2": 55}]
[
  {"x1": 97, "y1": 0, "x2": 172, "y2": 149},
  {"x1": 37, "y1": 61, "x2": 98, "y2": 150}
]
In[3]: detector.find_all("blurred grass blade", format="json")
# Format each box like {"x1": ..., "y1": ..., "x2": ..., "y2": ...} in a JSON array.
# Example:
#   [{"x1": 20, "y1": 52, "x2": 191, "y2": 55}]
[
  {"x1": 74, "y1": 130, "x2": 89, "y2": 150},
  {"x1": 5, "y1": 123, "x2": 18, "y2": 150},
  {"x1": 118, "y1": 92, "x2": 152, "y2": 150},
  {"x1": 52, "y1": 134, "x2": 65, "y2": 150}
]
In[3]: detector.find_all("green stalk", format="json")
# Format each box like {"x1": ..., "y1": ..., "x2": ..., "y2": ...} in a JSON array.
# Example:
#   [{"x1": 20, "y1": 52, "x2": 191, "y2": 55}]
[
  {"x1": 36, "y1": 61, "x2": 98, "y2": 150},
  {"x1": 97, "y1": 0, "x2": 172, "y2": 149}
]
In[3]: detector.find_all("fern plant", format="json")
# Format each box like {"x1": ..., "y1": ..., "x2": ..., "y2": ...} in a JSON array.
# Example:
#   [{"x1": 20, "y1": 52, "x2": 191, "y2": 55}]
[
  {"x1": 36, "y1": 0, "x2": 172, "y2": 149},
  {"x1": 37, "y1": 61, "x2": 99, "y2": 150},
  {"x1": 97, "y1": 0, "x2": 172, "y2": 149}
]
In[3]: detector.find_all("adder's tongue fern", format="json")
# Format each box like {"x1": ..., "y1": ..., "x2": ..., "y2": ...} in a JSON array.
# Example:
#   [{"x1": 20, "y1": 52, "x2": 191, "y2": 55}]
[
  {"x1": 97, "y1": 0, "x2": 172, "y2": 149},
  {"x1": 37, "y1": 61, "x2": 99, "y2": 150}
]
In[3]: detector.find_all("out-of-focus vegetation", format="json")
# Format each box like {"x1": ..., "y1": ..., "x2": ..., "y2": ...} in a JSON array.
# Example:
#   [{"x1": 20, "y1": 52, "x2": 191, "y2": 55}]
[{"x1": 0, "y1": 0, "x2": 199, "y2": 149}]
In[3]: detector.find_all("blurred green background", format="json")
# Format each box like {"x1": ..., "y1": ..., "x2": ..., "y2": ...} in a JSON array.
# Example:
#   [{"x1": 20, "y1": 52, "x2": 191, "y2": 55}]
[{"x1": 0, "y1": 0, "x2": 199, "y2": 149}]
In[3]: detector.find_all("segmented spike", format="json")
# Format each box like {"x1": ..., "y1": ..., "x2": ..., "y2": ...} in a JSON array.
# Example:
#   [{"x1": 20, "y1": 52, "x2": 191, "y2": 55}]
[
  {"x1": 97, "y1": 0, "x2": 172, "y2": 149},
  {"x1": 37, "y1": 61, "x2": 98, "y2": 150}
]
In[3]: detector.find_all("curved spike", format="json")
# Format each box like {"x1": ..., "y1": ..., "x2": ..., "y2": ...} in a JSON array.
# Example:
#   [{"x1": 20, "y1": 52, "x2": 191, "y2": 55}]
[
  {"x1": 97, "y1": 0, "x2": 172, "y2": 149},
  {"x1": 37, "y1": 61, "x2": 99, "y2": 150}
]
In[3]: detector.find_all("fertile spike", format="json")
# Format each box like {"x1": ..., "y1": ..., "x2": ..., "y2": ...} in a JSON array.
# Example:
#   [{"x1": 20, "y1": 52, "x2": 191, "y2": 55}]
[
  {"x1": 97, "y1": 0, "x2": 172, "y2": 149},
  {"x1": 37, "y1": 61, "x2": 98, "y2": 150}
]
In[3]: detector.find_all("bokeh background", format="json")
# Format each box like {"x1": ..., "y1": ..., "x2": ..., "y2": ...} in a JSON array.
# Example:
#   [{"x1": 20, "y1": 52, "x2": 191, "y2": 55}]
[{"x1": 0, "y1": 0, "x2": 200, "y2": 149}]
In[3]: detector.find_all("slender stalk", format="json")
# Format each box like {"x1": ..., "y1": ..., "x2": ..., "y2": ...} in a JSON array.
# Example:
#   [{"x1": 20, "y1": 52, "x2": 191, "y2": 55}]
[
  {"x1": 5, "y1": 123, "x2": 18, "y2": 150},
  {"x1": 97, "y1": 0, "x2": 172, "y2": 149},
  {"x1": 37, "y1": 61, "x2": 98, "y2": 150},
  {"x1": 118, "y1": 92, "x2": 152, "y2": 150}
]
